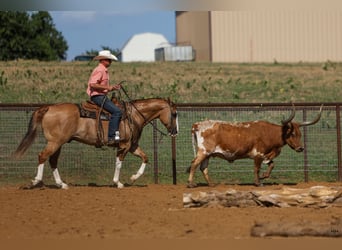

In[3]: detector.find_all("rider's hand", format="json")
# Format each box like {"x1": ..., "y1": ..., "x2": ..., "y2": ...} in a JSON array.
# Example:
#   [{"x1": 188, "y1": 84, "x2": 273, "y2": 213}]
[{"x1": 111, "y1": 84, "x2": 121, "y2": 91}]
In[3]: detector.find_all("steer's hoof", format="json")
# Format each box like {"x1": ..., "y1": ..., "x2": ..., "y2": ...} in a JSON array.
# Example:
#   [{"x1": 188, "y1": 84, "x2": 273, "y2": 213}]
[{"x1": 186, "y1": 183, "x2": 197, "y2": 188}]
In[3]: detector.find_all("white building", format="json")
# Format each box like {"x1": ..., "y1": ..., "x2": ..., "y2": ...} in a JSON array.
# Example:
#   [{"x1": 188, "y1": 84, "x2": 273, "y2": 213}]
[{"x1": 119, "y1": 32, "x2": 171, "y2": 62}]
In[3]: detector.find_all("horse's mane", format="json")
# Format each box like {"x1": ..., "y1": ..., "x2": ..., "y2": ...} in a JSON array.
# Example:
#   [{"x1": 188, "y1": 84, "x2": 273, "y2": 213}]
[
  {"x1": 129, "y1": 97, "x2": 174, "y2": 105},
  {"x1": 130, "y1": 97, "x2": 168, "y2": 102}
]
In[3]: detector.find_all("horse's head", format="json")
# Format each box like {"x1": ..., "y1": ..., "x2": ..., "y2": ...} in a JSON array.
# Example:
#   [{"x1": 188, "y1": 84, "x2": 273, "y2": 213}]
[{"x1": 160, "y1": 98, "x2": 178, "y2": 137}]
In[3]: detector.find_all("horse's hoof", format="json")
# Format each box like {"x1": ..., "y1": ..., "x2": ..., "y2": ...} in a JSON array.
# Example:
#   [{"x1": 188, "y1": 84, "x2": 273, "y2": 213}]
[
  {"x1": 54, "y1": 182, "x2": 68, "y2": 189},
  {"x1": 30, "y1": 180, "x2": 45, "y2": 189},
  {"x1": 60, "y1": 183, "x2": 69, "y2": 189},
  {"x1": 19, "y1": 180, "x2": 44, "y2": 190},
  {"x1": 31, "y1": 179, "x2": 43, "y2": 185},
  {"x1": 130, "y1": 175, "x2": 137, "y2": 183},
  {"x1": 116, "y1": 182, "x2": 124, "y2": 189}
]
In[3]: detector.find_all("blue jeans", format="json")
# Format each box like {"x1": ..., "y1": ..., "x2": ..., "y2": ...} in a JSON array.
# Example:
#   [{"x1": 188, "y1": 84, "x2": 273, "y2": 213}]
[{"x1": 90, "y1": 95, "x2": 122, "y2": 139}]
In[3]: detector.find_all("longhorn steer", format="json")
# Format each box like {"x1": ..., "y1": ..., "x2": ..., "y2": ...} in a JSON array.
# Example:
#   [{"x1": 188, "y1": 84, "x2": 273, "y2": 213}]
[{"x1": 187, "y1": 105, "x2": 323, "y2": 187}]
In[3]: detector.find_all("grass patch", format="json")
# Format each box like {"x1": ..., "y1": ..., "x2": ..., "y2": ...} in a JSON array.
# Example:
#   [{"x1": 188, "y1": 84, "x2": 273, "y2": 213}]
[{"x1": 1, "y1": 60, "x2": 342, "y2": 103}]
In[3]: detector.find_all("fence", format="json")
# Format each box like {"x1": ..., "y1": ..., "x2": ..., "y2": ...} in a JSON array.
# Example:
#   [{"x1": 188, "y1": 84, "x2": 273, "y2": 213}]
[{"x1": 0, "y1": 102, "x2": 341, "y2": 186}]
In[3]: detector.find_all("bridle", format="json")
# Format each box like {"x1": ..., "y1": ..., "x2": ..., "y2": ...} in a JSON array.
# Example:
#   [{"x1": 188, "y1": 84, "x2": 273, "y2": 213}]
[{"x1": 119, "y1": 83, "x2": 177, "y2": 137}]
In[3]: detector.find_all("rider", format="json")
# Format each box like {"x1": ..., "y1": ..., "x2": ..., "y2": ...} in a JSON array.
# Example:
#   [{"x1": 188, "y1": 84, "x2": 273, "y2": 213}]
[{"x1": 86, "y1": 50, "x2": 122, "y2": 146}]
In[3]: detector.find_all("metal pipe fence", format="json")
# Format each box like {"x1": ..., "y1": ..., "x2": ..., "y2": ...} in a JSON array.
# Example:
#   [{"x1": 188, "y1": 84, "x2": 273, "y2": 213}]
[{"x1": 0, "y1": 102, "x2": 341, "y2": 186}]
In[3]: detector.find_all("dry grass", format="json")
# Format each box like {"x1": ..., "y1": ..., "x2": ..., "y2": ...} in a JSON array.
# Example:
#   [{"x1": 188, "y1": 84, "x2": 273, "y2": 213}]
[{"x1": 0, "y1": 60, "x2": 341, "y2": 103}]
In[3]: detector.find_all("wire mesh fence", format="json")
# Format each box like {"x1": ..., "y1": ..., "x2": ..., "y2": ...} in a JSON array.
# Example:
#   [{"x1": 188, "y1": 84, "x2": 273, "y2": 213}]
[{"x1": 0, "y1": 102, "x2": 341, "y2": 187}]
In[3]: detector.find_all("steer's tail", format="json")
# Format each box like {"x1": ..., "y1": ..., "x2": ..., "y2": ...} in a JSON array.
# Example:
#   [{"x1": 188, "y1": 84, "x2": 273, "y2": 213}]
[
  {"x1": 13, "y1": 106, "x2": 49, "y2": 159},
  {"x1": 191, "y1": 128, "x2": 198, "y2": 158},
  {"x1": 186, "y1": 125, "x2": 199, "y2": 173}
]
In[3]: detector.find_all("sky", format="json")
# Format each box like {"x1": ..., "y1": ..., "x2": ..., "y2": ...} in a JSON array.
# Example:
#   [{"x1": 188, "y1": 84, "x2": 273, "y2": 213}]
[{"x1": 50, "y1": 11, "x2": 176, "y2": 61}]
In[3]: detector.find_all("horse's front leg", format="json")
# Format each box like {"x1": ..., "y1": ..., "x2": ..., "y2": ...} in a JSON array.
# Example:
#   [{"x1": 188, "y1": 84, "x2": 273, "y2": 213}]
[
  {"x1": 130, "y1": 163, "x2": 147, "y2": 183},
  {"x1": 129, "y1": 146, "x2": 148, "y2": 183},
  {"x1": 113, "y1": 156, "x2": 124, "y2": 188},
  {"x1": 52, "y1": 168, "x2": 68, "y2": 189}
]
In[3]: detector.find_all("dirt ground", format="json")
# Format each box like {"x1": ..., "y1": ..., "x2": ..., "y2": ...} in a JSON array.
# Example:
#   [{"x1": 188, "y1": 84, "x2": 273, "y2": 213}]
[{"x1": 1, "y1": 182, "x2": 342, "y2": 241}]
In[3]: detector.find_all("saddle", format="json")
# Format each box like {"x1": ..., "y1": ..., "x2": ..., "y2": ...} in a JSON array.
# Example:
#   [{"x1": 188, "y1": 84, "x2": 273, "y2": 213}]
[
  {"x1": 78, "y1": 97, "x2": 127, "y2": 148},
  {"x1": 79, "y1": 100, "x2": 111, "y2": 121}
]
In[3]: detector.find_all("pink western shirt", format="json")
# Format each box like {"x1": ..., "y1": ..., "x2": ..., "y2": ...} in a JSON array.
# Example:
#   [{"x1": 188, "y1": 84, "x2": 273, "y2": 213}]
[{"x1": 86, "y1": 63, "x2": 110, "y2": 97}]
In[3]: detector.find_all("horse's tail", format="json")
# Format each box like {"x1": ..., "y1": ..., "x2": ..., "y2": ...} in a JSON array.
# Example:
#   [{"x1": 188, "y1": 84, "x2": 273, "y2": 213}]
[{"x1": 13, "y1": 106, "x2": 49, "y2": 158}]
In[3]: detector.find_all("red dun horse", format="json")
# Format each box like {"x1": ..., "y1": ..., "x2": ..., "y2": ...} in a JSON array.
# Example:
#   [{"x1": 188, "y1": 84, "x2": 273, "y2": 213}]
[{"x1": 14, "y1": 98, "x2": 178, "y2": 189}]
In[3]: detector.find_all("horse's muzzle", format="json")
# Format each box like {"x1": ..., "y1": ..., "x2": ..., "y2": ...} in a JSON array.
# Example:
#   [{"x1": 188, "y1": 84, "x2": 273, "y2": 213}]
[
  {"x1": 169, "y1": 129, "x2": 178, "y2": 137},
  {"x1": 169, "y1": 132, "x2": 178, "y2": 137},
  {"x1": 296, "y1": 147, "x2": 304, "y2": 152}
]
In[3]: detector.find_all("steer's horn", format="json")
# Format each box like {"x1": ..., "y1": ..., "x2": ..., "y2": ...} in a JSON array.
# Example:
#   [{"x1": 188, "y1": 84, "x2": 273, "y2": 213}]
[
  {"x1": 281, "y1": 104, "x2": 296, "y2": 125},
  {"x1": 299, "y1": 104, "x2": 323, "y2": 127}
]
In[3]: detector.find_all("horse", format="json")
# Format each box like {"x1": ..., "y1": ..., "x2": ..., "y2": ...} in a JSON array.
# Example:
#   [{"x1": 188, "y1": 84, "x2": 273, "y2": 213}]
[{"x1": 13, "y1": 97, "x2": 178, "y2": 189}]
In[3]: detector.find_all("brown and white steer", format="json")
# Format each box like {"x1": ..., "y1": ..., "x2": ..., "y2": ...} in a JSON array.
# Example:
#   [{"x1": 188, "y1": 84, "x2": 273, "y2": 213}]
[{"x1": 187, "y1": 105, "x2": 323, "y2": 187}]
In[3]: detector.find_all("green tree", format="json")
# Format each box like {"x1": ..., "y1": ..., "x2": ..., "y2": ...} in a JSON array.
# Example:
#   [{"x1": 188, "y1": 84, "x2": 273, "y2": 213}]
[
  {"x1": 0, "y1": 11, "x2": 68, "y2": 61},
  {"x1": 85, "y1": 46, "x2": 120, "y2": 57}
]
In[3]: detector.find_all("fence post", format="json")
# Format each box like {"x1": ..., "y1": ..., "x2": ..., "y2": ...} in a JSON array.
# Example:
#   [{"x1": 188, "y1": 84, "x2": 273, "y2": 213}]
[
  {"x1": 303, "y1": 108, "x2": 309, "y2": 182},
  {"x1": 336, "y1": 104, "x2": 342, "y2": 181},
  {"x1": 172, "y1": 137, "x2": 177, "y2": 184},
  {"x1": 152, "y1": 120, "x2": 159, "y2": 184}
]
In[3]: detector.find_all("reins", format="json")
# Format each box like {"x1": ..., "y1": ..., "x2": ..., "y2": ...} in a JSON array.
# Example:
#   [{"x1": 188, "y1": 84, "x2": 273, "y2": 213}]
[{"x1": 119, "y1": 82, "x2": 168, "y2": 138}]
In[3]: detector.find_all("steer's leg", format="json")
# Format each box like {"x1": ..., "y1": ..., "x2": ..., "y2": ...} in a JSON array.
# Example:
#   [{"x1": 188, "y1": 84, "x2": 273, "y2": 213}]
[
  {"x1": 199, "y1": 157, "x2": 214, "y2": 186},
  {"x1": 187, "y1": 152, "x2": 206, "y2": 188},
  {"x1": 253, "y1": 157, "x2": 264, "y2": 186},
  {"x1": 260, "y1": 160, "x2": 275, "y2": 180}
]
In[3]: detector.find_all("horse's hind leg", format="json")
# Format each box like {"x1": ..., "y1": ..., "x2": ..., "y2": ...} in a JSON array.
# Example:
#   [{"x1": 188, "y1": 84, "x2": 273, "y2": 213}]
[
  {"x1": 32, "y1": 163, "x2": 45, "y2": 187},
  {"x1": 32, "y1": 141, "x2": 67, "y2": 189},
  {"x1": 49, "y1": 147, "x2": 68, "y2": 189},
  {"x1": 129, "y1": 146, "x2": 148, "y2": 183}
]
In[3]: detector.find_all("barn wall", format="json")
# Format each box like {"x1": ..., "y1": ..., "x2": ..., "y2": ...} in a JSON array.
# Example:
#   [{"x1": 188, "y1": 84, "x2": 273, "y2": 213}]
[
  {"x1": 176, "y1": 10, "x2": 342, "y2": 62},
  {"x1": 210, "y1": 11, "x2": 342, "y2": 63},
  {"x1": 176, "y1": 11, "x2": 211, "y2": 61}
]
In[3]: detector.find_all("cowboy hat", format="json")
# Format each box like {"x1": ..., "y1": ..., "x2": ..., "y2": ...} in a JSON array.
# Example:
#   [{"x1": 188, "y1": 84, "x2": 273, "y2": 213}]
[{"x1": 93, "y1": 50, "x2": 118, "y2": 61}]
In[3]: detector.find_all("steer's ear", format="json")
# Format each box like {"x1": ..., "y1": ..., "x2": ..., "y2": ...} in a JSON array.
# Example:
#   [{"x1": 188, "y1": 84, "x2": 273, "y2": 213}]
[{"x1": 282, "y1": 122, "x2": 294, "y2": 137}]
